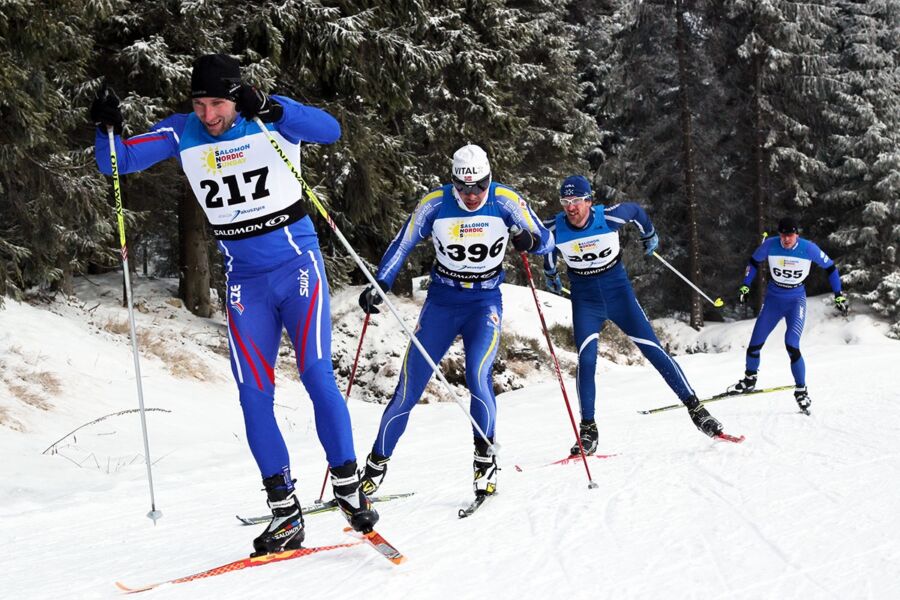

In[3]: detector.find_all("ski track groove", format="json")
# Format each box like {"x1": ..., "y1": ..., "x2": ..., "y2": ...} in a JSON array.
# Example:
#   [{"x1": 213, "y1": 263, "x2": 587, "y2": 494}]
[{"x1": 688, "y1": 464, "x2": 839, "y2": 599}]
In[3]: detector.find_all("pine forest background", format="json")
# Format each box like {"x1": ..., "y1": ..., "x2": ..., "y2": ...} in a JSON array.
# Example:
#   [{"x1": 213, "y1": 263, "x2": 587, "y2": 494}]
[{"x1": 1, "y1": 0, "x2": 898, "y2": 334}]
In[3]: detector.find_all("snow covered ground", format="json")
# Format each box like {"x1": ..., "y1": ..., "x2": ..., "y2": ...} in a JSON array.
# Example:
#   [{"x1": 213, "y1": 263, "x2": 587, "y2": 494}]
[{"x1": 2, "y1": 274, "x2": 899, "y2": 599}]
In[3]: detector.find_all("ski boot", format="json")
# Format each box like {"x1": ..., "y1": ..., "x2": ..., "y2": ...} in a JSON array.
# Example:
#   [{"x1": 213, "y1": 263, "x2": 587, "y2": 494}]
[
  {"x1": 685, "y1": 396, "x2": 724, "y2": 438},
  {"x1": 569, "y1": 419, "x2": 599, "y2": 456},
  {"x1": 251, "y1": 472, "x2": 305, "y2": 557},
  {"x1": 473, "y1": 438, "x2": 499, "y2": 497},
  {"x1": 358, "y1": 452, "x2": 390, "y2": 496},
  {"x1": 726, "y1": 371, "x2": 757, "y2": 394},
  {"x1": 331, "y1": 461, "x2": 379, "y2": 533},
  {"x1": 794, "y1": 386, "x2": 811, "y2": 414}
]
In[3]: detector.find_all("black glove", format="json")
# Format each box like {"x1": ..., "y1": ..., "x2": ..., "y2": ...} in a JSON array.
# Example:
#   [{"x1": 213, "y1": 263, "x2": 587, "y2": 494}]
[
  {"x1": 738, "y1": 285, "x2": 751, "y2": 305},
  {"x1": 359, "y1": 281, "x2": 390, "y2": 314},
  {"x1": 511, "y1": 227, "x2": 537, "y2": 252},
  {"x1": 89, "y1": 84, "x2": 123, "y2": 135},
  {"x1": 228, "y1": 82, "x2": 284, "y2": 123},
  {"x1": 834, "y1": 293, "x2": 849, "y2": 315}
]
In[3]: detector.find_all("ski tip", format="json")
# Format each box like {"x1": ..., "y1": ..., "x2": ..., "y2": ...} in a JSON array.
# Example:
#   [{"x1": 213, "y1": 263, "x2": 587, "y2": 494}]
[
  {"x1": 715, "y1": 433, "x2": 746, "y2": 444},
  {"x1": 115, "y1": 581, "x2": 154, "y2": 594}
]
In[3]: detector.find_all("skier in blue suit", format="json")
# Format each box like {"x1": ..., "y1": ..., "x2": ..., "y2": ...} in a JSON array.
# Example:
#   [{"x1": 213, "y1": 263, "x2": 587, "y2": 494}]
[
  {"x1": 356, "y1": 144, "x2": 553, "y2": 499},
  {"x1": 726, "y1": 217, "x2": 847, "y2": 414},
  {"x1": 542, "y1": 175, "x2": 725, "y2": 454},
  {"x1": 90, "y1": 54, "x2": 376, "y2": 555}
]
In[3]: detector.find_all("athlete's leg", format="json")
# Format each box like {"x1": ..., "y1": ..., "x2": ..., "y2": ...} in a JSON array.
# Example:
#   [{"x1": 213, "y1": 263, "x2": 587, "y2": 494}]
[
  {"x1": 225, "y1": 271, "x2": 287, "y2": 478},
  {"x1": 745, "y1": 297, "x2": 787, "y2": 373},
  {"x1": 606, "y1": 281, "x2": 696, "y2": 401},
  {"x1": 460, "y1": 302, "x2": 503, "y2": 440},
  {"x1": 371, "y1": 300, "x2": 459, "y2": 457},
  {"x1": 783, "y1": 295, "x2": 807, "y2": 387},
  {"x1": 279, "y1": 249, "x2": 356, "y2": 467},
  {"x1": 570, "y1": 294, "x2": 607, "y2": 421}
]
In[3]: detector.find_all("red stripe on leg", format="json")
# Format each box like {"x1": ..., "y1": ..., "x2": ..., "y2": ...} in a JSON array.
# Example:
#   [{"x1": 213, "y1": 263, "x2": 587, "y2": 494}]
[
  {"x1": 228, "y1": 309, "x2": 264, "y2": 390},
  {"x1": 249, "y1": 338, "x2": 275, "y2": 386},
  {"x1": 298, "y1": 282, "x2": 321, "y2": 373}
]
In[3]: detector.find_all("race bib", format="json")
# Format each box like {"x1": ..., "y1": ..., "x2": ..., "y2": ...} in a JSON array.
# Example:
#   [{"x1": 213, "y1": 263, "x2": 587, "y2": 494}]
[
  {"x1": 431, "y1": 216, "x2": 509, "y2": 281},
  {"x1": 181, "y1": 129, "x2": 303, "y2": 226},
  {"x1": 767, "y1": 255, "x2": 812, "y2": 287},
  {"x1": 558, "y1": 231, "x2": 620, "y2": 275}
]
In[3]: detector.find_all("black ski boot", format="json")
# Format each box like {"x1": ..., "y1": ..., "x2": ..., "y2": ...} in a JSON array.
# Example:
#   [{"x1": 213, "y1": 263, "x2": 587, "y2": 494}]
[
  {"x1": 569, "y1": 419, "x2": 599, "y2": 456},
  {"x1": 251, "y1": 472, "x2": 305, "y2": 557},
  {"x1": 331, "y1": 461, "x2": 379, "y2": 533},
  {"x1": 726, "y1": 371, "x2": 757, "y2": 394},
  {"x1": 794, "y1": 386, "x2": 811, "y2": 414},
  {"x1": 685, "y1": 396, "x2": 724, "y2": 437},
  {"x1": 359, "y1": 452, "x2": 390, "y2": 496},
  {"x1": 473, "y1": 437, "x2": 498, "y2": 497}
]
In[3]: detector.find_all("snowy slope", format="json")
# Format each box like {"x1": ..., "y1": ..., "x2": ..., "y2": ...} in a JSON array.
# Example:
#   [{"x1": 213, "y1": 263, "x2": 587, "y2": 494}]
[{"x1": 1, "y1": 275, "x2": 899, "y2": 600}]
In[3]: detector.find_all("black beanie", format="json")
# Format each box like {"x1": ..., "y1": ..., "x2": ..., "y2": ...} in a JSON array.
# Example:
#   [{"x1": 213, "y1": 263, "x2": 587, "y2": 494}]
[
  {"x1": 777, "y1": 217, "x2": 799, "y2": 234},
  {"x1": 191, "y1": 54, "x2": 241, "y2": 99}
]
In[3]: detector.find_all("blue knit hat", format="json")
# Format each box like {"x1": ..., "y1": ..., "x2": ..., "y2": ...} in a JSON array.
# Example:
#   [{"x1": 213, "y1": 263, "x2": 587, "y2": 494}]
[{"x1": 560, "y1": 175, "x2": 593, "y2": 199}]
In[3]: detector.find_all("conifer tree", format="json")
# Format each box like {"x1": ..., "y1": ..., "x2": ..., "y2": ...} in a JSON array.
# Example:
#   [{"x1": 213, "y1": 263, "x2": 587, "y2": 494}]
[
  {"x1": 820, "y1": 0, "x2": 900, "y2": 333},
  {"x1": 0, "y1": 0, "x2": 112, "y2": 302}
]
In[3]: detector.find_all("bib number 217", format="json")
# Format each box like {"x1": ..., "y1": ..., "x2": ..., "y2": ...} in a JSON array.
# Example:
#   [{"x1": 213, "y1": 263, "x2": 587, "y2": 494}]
[{"x1": 201, "y1": 167, "x2": 270, "y2": 208}]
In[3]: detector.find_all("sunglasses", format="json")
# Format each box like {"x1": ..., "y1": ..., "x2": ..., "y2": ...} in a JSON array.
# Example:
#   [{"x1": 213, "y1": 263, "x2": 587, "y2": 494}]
[
  {"x1": 452, "y1": 175, "x2": 491, "y2": 196},
  {"x1": 560, "y1": 195, "x2": 590, "y2": 207}
]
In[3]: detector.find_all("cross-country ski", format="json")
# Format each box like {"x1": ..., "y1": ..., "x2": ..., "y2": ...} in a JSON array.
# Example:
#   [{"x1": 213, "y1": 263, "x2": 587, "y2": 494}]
[{"x1": 114, "y1": 542, "x2": 362, "y2": 594}]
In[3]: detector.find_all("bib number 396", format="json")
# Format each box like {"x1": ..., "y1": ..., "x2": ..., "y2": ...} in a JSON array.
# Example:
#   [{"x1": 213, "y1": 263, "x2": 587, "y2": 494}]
[{"x1": 438, "y1": 237, "x2": 505, "y2": 263}]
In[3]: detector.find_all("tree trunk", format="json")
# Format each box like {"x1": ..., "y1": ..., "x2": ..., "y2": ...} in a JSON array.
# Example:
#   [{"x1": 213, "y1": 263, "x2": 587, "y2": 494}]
[
  {"x1": 178, "y1": 187, "x2": 212, "y2": 318},
  {"x1": 752, "y1": 53, "x2": 768, "y2": 311},
  {"x1": 675, "y1": 1, "x2": 703, "y2": 329}
]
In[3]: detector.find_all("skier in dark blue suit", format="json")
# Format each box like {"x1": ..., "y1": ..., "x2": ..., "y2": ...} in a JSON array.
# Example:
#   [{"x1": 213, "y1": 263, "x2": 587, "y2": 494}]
[
  {"x1": 726, "y1": 217, "x2": 847, "y2": 414},
  {"x1": 356, "y1": 144, "x2": 553, "y2": 499},
  {"x1": 542, "y1": 176, "x2": 725, "y2": 454},
  {"x1": 90, "y1": 54, "x2": 376, "y2": 555}
]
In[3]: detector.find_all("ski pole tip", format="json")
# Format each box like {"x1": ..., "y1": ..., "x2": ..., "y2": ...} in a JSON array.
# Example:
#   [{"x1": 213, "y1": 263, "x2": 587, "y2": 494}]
[
  {"x1": 588, "y1": 482, "x2": 599, "y2": 490},
  {"x1": 713, "y1": 298, "x2": 724, "y2": 308},
  {"x1": 147, "y1": 509, "x2": 163, "y2": 524}
]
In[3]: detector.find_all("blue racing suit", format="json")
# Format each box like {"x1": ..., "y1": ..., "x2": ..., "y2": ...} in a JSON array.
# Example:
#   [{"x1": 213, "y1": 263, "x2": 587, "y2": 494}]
[
  {"x1": 741, "y1": 236, "x2": 842, "y2": 386},
  {"x1": 370, "y1": 183, "x2": 553, "y2": 457},
  {"x1": 544, "y1": 204, "x2": 696, "y2": 421},
  {"x1": 95, "y1": 97, "x2": 357, "y2": 479}
]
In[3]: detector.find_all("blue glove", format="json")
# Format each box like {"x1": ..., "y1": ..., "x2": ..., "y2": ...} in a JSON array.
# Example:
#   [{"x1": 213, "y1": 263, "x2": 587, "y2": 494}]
[
  {"x1": 834, "y1": 293, "x2": 849, "y2": 315},
  {"x1": 544, "y1": 270, "x2": 563, "y2": 295},
  {"x1": 641, "y1": 231, "x2": 659, "y2": 256}
]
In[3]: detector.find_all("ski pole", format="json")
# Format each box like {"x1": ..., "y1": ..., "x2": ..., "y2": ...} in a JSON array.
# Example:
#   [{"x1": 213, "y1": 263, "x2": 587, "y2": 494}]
[
  {"x1": 318, "y1": 313, "x2": 371, "y2": 501},
  {"x1": 107, "y1": 125, "x2": 163, "y2": 523},
  {"x1": 652, "y1": 251, "x2": 724, "y2": 308},
  {"x1": 253, "y1": 118, "x2": 498, "y2": 455},
  {"x1": 519, "y1": 252, "x2": 598, "y2": 490}
]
